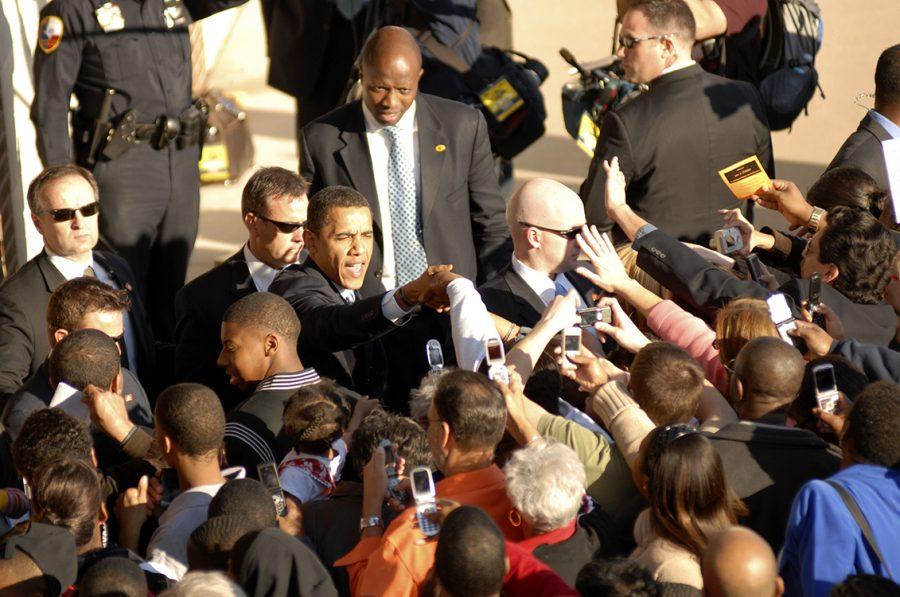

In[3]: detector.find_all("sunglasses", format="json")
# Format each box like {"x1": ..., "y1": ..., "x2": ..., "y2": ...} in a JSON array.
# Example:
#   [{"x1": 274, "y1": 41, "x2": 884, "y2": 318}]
[
  {"x1": 42, "y1": 201, "x2": 100, "y2": 222},
  {"x1": 618, "y1": 33, "x2": 672, "y2": 50},
  {"x1": 254, "y1": 213, "x2": 306, "y2": 234},
  {"x1": 517, "y1": 221, "x2": 583, "y2": 240}
]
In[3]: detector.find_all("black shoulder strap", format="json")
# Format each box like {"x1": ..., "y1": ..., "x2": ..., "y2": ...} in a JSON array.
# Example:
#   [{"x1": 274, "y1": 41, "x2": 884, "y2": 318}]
[{"x1": 825, "y1": 480, "x2": 894, "y2": 580}]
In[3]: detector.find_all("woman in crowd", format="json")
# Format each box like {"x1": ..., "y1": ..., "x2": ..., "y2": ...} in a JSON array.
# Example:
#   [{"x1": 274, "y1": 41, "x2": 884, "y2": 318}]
[{"x1": 630, "y1": 425, "x2": 747, "y2": 589}]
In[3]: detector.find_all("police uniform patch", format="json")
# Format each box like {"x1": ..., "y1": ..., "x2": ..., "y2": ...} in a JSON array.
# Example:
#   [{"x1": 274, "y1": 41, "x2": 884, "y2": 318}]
[
  {"x1": 95, "y1": 2, "x2": 125, "y2": 32},
  {"x1": 38, "y1": 15, "x2": 64, "y2": 54}
]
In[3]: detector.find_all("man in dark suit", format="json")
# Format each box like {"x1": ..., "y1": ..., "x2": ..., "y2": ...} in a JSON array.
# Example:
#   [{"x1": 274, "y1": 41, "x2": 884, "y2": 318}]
[
  {"x1": 174, "y1": 167, "x2": 309, "y2": 411},
  {"x1": 0, "y1": 165, "x2": 154, "y2": 404},
  {"x1": 270, "y1": 186, "x2": 460, "y2": 407},
  {"x1": 826, "y1": 44, "x2": 900, "y2": 200},
  {"x1": 580, "y1": 0, "x2": 773, "y2": 246},
  {"x1": 2, "y1": 277, "x2": 153, "y2": 442},
  {"x1": 597, "y1": 157, "x2": 897, "y2": 346},
  {"x1": 299, "y1": 26, "x2": 510, "y2": 298},
  {"x1": 260, "y1": 0, "x2": 368, "y2": 135},
  {"x1": 480, "y1": 178, "x2": 595, "y2": 327}
]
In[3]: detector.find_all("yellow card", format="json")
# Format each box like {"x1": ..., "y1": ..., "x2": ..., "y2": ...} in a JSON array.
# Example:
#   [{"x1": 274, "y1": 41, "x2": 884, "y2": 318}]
[{"x1": 718, "y1": 155, "x2": 772, "y2": 199}]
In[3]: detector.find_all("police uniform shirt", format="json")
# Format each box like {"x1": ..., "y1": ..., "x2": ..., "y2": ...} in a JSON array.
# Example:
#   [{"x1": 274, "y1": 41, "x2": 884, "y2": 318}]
[{"x1": 30, "y1": 0, "x2": 246, "y2": 165}]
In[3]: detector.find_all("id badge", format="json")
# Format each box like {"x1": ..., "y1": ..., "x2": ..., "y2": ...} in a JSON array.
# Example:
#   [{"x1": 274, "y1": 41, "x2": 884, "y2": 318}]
[
  {"x1": 479, "y1": 77, "x2": 524, "y2": 123},
  {"x1": 163, "y1": 0, "x2": 188, "y2": 28}
]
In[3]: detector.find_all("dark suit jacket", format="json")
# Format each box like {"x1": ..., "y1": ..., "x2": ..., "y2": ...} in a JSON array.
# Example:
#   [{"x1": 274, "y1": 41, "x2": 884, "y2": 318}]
[
  {"x1": 708, "y1": 421, "x2": 841, "y2": 552},
  {"x1": 269, "y1": 258, "x2": 395, "y2": 396},
  {"x1": 299, "y1": 93, "x2": 511, "y2": 297},
  {"x1": 478, "y1": 263, "x2": 596, "y2": 328},
  {"x1": 826, "y1": 112, "x2": 893, "y2": 199},
  {"x1": 174, "y1": 248, "x2": 256, "y2": 411},
  {"x1": 0, "y1": 250, "x2": 155, "y2": 404},
  {"x1": 580, "y1": 64, "x2": 774, "y2": 245},
  {"x1": 633, "y1": 228, "x2": 896, "y2": 347},
  {"x1": 301, "y1": 480, "x2": 363, "y2": 596}
]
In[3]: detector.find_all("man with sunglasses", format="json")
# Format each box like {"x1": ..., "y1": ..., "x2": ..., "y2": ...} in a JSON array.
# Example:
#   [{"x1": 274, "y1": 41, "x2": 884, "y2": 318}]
[
  {"x1": 0, "y1": 165, "x2": 153, "y2": 404},
  {"x1": 479, "y1": 178, "x2": 596, "y2": 327},
  {"x1": 579, "y1": 0, "x2": 772, "y2": 247},
  {"x1": 174, "y1": 167, "x2": 309, "y2": 411}
]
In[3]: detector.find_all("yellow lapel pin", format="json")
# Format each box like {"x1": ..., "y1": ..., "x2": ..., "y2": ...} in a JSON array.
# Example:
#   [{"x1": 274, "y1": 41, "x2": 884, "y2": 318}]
[{"x1": 435, "y1": 144, "x2": 446, "y2": 153}]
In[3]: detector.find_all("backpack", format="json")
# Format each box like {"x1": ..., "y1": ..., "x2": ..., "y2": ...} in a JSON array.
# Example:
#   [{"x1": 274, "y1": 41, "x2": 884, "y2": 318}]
[{"x1": 757, "y1": 0, "x2": 825, "y2": 130}]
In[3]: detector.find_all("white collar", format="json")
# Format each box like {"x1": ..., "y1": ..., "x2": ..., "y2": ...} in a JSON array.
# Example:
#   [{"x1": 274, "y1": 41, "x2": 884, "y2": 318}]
[
  {"x1": 45, "y1": 247, "x2": 94, "y2": 281},
  {"x1": 339, "y1": 287, "x2": 357, "y2": 304},
  {"x1": 511, "y1": 256, "x2": 557, "y2": 298},
  {"x1": 243, "y1": 244, "x2": 281, "y2": 292},
  {"x1": 362, "y1": 100, "x2": 418, "y2": 134},
  {"x1": 661, "y1": 58, "x2": 696, "y2": 75}
]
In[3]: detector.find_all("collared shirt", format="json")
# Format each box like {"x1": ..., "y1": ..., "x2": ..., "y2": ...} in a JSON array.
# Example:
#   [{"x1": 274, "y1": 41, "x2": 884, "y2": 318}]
[
  {"x1": 869, "y1": 109, "x2": 900, "y2": 139},
  {"x1": 254, "y1": 368, "x2": 320, "y2": 393},
  {"x1": 335, "y1": 464, "x2": 523, "y2": 596},
  {"x1": 46, "y1": 247, "x2": 139, "y2": 374},
  {"x1": 362, "y1": 100, "x2": 421, "y2": 291},
  {"x1": 660, "y1": 58, "x2": 697, "y2": 76},
  {"x1": 510, "y1": 256, "x2": 579, "y2": 307},
  {"x1": 243, "y1": 244, "x2": 281, "y2": 291}
]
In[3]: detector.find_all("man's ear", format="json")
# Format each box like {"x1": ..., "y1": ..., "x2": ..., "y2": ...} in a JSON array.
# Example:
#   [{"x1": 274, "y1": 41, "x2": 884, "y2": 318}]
[
  {"x1": 302, "y1": 228, "x2": 316, "y2": 250},
  {"x1": 440, "y1": 421, "x2": 452, "y2": 452},
  {"x1": 264, "y1": 333, "x2": 279, "y2": 357},
  {"x1": 53, "y1": 328, "x2": 69, "y2": 346},
  {"x1": 822, "y1": 263, "x2": 840, "y2": 285},
  {"x1": 90, "y1": 448, "x2": 98, "y2": 469},
  {"x1": 31, "y1": 213, "x2": 44, "y2": 235},
  {"x1": 775, "y1": 576, "x2": 785, "y2": 597},
  {"x1": 243, "y1": 211, "x2": 257, "y2": 234},
  {"x1": 98, "y1": 500, "x2": 109, "y2": 524},
  {"x1": 111, "y1": 370, "x2": 124, "y2": 394}
]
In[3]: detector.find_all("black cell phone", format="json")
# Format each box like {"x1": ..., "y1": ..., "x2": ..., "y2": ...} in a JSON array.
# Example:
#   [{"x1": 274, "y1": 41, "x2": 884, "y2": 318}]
[
  {"x1": 746, "y1": 254, "x2": 765, "y2": 284},
  {"x1": 257, "y1": 462, "x2": 287, "y2": 517},
  {"x1": 808, "y1": 273, "x2": 827, "y2": 328}
]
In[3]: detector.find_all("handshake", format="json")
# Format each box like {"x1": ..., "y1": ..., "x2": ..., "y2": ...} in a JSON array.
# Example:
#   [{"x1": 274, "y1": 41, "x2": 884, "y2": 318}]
[{"x1": 398, "y1": 265, "x2": 463, "y2": 313}]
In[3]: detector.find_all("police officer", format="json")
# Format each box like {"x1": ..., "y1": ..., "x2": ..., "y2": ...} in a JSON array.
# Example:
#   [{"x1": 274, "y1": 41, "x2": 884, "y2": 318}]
[{"x1": 31, "y1": 0, "x2": 247, "y2": 341}]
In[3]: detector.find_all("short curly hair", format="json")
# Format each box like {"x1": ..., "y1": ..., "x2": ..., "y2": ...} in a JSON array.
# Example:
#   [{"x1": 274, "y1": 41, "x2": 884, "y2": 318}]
[
  {"x1": 503, "y1": 439, "x2": 585, "y2": 532},
  {"x1": 12, "y1": 409, "x2": 92, "y2": 482},
  {"x1": 819, "y1": 206, "x2": 895, "y2": 304},
  {"x1": 155, "y1": 384, "x2": 225, "y2": 458},
  {"x1": 843, "y1": 381, "x2": 900, "y2": 468}
]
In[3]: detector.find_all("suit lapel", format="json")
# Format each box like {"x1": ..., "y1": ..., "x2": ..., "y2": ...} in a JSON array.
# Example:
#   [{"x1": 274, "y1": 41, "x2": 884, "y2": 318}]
[
  {"x1": 338, "y1": 105, "x2": 381, "y2": 228},
  {"x1": 416, "y1": 96, "x2": 449, "y2": 226},
  {"x1": 228, "y1": 248, "x2": 255, "y2": 296},
  {"x1": 503, "y1": 266, "x2": 548, "y2": 322},
  {"x1": 860, "y1": 112, "x2": 893, "y2": 142},
  {"x1": 35, "y1": 251, "x2": 67, "y2": 293}
]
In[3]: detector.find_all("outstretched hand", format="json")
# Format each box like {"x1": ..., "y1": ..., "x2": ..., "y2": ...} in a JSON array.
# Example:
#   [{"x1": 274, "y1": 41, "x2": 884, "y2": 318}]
[
  {"x1": 575, "y1": 226, "x2": 631, "y2": 294},
  {"x1": 751, "y1": 179, "x2": 813, "y2": 230},
  {"x1": 602, "y1": 156, "x2": 628, "y2": 215}
]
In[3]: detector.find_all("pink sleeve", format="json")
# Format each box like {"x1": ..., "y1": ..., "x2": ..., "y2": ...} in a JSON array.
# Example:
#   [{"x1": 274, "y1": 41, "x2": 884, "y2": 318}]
[{"x1": 646, "y1": 300, "x2": 730, "y2": 395}]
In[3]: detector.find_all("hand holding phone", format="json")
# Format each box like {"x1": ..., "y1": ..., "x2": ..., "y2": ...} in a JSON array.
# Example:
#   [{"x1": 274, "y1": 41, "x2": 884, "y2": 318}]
[
  {"x1": 484, "y1": 338, "x2": 510, "y2": 383},
  {"x1": 411, "y1": 467, "x2": 440, "y2": 537},
  {"x1": 812, "y1": 363, "x2": 840, "y2": 415},
  {"x1": 257, "y1": 462, "x2": 287, "y2": 517}
]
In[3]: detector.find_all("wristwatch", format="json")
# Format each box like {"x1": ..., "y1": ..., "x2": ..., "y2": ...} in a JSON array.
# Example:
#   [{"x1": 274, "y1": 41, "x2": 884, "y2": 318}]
[
  {"x1": 806, "y1": 206, "x2": 826, "y2": 232},
  {"x1": 359, "y1": 516, "x2": 383, "y2": 531}
]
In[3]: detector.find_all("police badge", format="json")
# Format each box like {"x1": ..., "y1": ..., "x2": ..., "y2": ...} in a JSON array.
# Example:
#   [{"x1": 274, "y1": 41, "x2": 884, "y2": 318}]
[
  {"x1": 94, "y1": 2, "x2": 125, "y2": 32},
  {"x1": 38, "y1": 15, "x2": 64, "y2": 54},
  {"x1": 162, "y1": 0, "x2": 187, "y2": 29}
]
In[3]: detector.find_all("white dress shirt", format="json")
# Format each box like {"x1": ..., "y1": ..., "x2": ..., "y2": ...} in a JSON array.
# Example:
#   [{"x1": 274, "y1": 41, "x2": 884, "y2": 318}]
[
  {"x1": 46, "y1": 248, "x2": 139, "y2": 374},
  {"x1": 243, "y1": 244, "x2": 281, "y2": 292},
  {"x1": 510, "y1": 256, "x2": 581, "y2": 307},
  {"x1": 362, "y1": 101, "x2": 422, "y2": 290}
]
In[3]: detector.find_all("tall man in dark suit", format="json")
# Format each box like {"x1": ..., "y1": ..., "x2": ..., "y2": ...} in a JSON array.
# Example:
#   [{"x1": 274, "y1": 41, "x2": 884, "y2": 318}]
[
  {"x1": 174, "y1": 167, "x2": 309, "y2": 411},
  {"x1": 479, "y1": 178, "x2": 594, "y2": 327},
  {"x1": 0, "y1": 165, "x2": 154, "y2": 404},
  {"x1": 270, "y1": 186, "x2": 460, "y2": 409},
  {"x1": 299, "y1": 26, "x2": 510, "y2": 298},
  {"x1": 580, "y1": 0, "x2": 773, "y2": 246},
  {"x1": 827, "y1": 44, "x2": 900, "y2": 201}
]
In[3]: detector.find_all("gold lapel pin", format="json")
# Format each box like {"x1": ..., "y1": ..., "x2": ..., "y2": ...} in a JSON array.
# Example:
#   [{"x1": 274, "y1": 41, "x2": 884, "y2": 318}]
[{"x1": 435, "y1": 144, "x2": 446, "y2": 153}]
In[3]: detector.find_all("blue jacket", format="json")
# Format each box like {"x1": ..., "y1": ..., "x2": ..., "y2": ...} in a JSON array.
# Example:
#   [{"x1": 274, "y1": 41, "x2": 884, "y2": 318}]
[{"x1": 780, "y1": 464, "x2": 900, "y2": 596}]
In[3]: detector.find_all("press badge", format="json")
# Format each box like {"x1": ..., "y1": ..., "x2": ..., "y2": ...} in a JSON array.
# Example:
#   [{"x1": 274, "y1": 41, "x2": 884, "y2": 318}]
[
  {"x1": 576, "y1": 112, "x2": 601, "y2": 158},
  {"x1": 94, "y1": 2, "x2": 124, "y2": 32},
  {"x1": 479, "y1": 77, "x2": 524, "y2": 123},
  {"x1": 163, "y1": 0, "x2": 187, "y2": 28}
]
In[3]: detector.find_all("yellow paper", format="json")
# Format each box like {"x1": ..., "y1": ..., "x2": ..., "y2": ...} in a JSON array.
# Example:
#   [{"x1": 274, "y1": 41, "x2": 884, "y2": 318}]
[
  {"x1": 718, "y1": 155, "x2": 771, "y2": 199},
  {"x1": 479, "y1": 77, "x2": 524, "y2": 123}
]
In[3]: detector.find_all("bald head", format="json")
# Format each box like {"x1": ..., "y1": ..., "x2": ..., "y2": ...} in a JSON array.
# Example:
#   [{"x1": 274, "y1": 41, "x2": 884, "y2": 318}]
[
  {"x1": 360, "y1": 27, "x2": 423, "y2": 126},
  {"x1": 734, "y1": 337, "x2": 805, "y2": 420},
  {"x1": 702, "y1": 527, "x2": 783, "y2": 597},
  {"x1": 507, "y1": 178, "x2": 586, "y2": 275}
]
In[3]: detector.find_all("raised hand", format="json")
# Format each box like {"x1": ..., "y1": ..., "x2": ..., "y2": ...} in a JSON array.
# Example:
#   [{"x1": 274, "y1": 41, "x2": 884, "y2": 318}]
[
  {"x1": 575, "y1": 226, "x2": 631, "y2": 293},
  {"x1": 751, "y1": 179, "x2": 814, "y2": 230},
  {"x1": 602, "y1": 156, "x2": 628, "y2": 215}
]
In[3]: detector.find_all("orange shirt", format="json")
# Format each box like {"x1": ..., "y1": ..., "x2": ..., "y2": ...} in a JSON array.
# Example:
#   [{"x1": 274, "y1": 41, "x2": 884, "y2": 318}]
[{"x1": 334, "y1": 465, "x2": 523, "y2": 597}]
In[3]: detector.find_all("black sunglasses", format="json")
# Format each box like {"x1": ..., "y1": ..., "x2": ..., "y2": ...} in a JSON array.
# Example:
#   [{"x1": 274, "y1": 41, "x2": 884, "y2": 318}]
[
  {"x1": 517, "y1": 221, "x2": 583, "y2": 240},
  {"x1": 42, "y1": 201, "x2": 100, "y2": 222},
  {"x1": 254, "y1": 213, "x2": 306, "y2": 234}
]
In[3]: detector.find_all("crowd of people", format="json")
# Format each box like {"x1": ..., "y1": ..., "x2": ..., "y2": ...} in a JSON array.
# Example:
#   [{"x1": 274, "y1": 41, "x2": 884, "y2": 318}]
[{"x1": 2, "y1": 0, "x2": 899, "y2": 595}]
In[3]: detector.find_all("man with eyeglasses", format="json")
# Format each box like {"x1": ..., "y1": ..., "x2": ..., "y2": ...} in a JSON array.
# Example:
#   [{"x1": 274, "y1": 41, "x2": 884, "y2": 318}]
[
  {"x1": 479, "y1": 178, "x2": 596, "y2": 327},
  {"x1": 580, "y1": 0, "x2": 773, "y2": 247},
  {"x1": 0, "y1": 165, "x2": 153, "y2": 404},
  {"x1": 174, "y1": 166, "x2": 309, "y2": 411}
]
